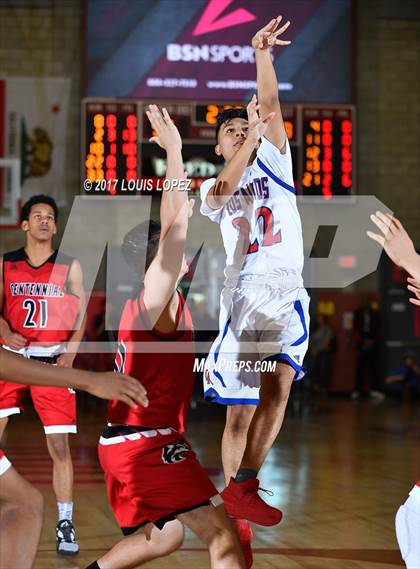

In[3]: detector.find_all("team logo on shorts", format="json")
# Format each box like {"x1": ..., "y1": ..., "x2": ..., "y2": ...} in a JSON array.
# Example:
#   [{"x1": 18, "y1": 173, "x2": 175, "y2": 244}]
[
  {"x1": 162, "y1": 439, "x2": 191, "y2": 464},
  {"x1": 205, "y1": 369, "x2": 213, "y2": 385}
]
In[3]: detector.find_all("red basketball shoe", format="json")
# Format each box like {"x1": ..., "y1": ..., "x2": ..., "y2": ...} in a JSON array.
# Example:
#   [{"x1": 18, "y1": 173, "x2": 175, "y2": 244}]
[
  {"x1": 235, "y1": 519, "x2": 253, "y2": 569},
  {"x1": 221, "y1": 477, "x2": 282, "y2": 526}
]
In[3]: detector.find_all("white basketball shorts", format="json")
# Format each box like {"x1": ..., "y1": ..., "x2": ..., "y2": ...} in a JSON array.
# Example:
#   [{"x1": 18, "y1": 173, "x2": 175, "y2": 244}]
[{"x1": 203, "y1": 281, "x2": 310, "y2": 405}]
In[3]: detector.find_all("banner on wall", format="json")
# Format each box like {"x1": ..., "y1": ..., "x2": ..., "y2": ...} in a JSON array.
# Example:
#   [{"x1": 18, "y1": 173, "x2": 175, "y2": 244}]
[
  {"x1": 87, "y1": 0, "x2": 351, "y2": 103},
  {"x1": 0, "y1": 77, "x2": 71, "y2": 224}
]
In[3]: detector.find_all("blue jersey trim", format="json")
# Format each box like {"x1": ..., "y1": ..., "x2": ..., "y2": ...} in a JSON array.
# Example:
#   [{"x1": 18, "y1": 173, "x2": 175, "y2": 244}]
[
  {"x1": 214, "y1": 317, "x2": 231, "y2": 364},
  {"x1": 262, "y1": 353, "x2": 305, "y2": 381},
  {"x1": 256, "y1": 158, "x2": 296, "y2": 194},
  {"x1": 204, "y1": 387, "x2": 259, "y2": 406},
  {"x1": 291, "y1": 300, "x2": 308, "y2": 346},
  {"x1": 213, "y1": 370, "x2": 226, "y2": 388},
  {"x1": 210, "y1": 316, "x2": 232, "y2": 388}
]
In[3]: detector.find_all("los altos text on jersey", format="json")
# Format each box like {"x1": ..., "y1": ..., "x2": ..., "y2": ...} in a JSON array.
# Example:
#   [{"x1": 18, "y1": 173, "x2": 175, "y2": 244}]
[{"x1": 225, "y1": 176, "x2": 269, "y2": 216}]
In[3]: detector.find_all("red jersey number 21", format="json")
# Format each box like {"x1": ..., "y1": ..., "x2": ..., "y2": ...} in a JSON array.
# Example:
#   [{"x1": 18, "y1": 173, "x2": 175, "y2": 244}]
[
  {"x1": 23, "y1": 299, "x2": 48, "y2": 328},
  {"x1": 232, "y1": 206, "x2": 281, "y2": 255}
]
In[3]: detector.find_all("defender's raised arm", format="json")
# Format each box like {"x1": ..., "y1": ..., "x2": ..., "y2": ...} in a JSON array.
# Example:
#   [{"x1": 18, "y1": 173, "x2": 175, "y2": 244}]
[{"x1": 142, "y1": 105, "x2": 191, "y2": 331}]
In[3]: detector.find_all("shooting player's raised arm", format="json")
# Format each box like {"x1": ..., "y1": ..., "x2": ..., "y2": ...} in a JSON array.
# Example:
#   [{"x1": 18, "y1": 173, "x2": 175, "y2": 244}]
[
  {"x1": 253, "y1": 15, "x2": 291, "y2": 152},
  {"x1": 206, "y1": 97, "x2": 274, "y2": 210}
]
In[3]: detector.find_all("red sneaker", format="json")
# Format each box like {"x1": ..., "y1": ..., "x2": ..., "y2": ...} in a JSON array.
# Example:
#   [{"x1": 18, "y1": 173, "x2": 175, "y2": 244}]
[
  {"x1": 221, "y1": 477, "x2": 282, "y2": 526},
  {"x1": 235, "y1": 519, "x2": 253, "y2": 569}
]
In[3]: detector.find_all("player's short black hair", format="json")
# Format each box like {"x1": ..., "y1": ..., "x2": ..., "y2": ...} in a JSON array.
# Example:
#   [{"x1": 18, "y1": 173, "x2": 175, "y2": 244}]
[
  {"x1": 20, "y1": 194, "x2": 59, "y2": 223},
  {"x1": 216, "y1": 108, "x2": 248, "y2": 141},
  {"x1": 122, "y1": 219, "x2": 161, "y2": 278}
]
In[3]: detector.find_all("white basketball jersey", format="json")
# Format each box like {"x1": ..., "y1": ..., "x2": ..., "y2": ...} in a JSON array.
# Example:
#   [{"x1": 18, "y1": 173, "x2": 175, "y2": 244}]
[{"x1": 200, "y1": 136, "x2": 304, "y2": 282}]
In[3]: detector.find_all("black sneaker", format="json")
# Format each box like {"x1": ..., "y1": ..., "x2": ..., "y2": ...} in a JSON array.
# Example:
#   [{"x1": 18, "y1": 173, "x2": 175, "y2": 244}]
[{"x1": 56, "y1": 519, "x2": 79, "y2": 556}]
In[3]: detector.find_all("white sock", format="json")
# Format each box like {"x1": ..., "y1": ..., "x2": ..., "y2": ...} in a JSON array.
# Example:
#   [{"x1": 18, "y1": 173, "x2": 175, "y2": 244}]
[{"x1": 58, "y1": 501, "x2": 73, "y2": 522}]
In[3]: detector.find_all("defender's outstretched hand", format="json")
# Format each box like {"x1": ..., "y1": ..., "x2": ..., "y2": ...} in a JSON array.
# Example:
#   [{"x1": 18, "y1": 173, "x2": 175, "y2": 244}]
[
  {"x1": 87, "y1": 372, "x2": 149, "y2": 409},
  {"x1": 146, "y1": 105, "x2": 182, "y2": 151},
  {"x1": 367, "y1": 211, "x2": 420, "y2": 280},
  {"x1": 252, "y1": 15, "x2": 291, "y2": 50}
]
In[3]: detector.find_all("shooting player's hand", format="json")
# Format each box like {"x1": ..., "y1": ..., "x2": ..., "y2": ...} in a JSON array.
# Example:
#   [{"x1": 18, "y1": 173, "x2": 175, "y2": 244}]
[{"x1": 252, "y1": 15, "x2": 291, "y2": 50}]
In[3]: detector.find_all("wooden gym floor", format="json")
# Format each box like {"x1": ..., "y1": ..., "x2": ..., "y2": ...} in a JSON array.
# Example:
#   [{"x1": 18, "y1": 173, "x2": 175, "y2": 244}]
[{"x1": 2, "y1": 394, "x2": 418, "y2": 569}]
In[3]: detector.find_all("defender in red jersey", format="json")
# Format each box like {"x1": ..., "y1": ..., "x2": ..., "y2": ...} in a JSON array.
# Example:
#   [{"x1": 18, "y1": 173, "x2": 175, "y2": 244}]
[
  {"x1": 108, "y1": 288, "x2": 194, "y2": 432},
  {"x1": 87, "y1": 106, "x2": 244, "y2": 569},
  {"x1": 0, "y1": 195, "x2": 86, "y2": 555},
  {"x1": 0, "y1": 346, "x2": 149, "y2": 569}
]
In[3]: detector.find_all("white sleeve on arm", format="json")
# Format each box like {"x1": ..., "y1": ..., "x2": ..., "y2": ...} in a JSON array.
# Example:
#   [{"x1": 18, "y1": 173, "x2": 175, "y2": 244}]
[
  {"x1": 199, "y1": 178, "x2": 224, "y2": 223},
  {"x1": 256, "y1": 136, "x2": 295, "y2": 190}
]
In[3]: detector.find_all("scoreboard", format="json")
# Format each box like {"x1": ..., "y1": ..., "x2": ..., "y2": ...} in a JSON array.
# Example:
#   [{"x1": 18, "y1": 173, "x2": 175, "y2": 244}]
[
  {"x1": 82, "y1": 99, "x2": 355, "y2": 197},
  {"x1": 84, "y1": 101, "x2": 138, "y2": 186},
  {"x1": 301, "y1": 107, "x2": 353, "y2": 198}
]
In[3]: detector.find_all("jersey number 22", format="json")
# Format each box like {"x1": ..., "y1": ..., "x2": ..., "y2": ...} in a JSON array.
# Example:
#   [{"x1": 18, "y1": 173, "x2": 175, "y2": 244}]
[{"x1": 232, "y1": 206, "x2": 281, "y2": 254}]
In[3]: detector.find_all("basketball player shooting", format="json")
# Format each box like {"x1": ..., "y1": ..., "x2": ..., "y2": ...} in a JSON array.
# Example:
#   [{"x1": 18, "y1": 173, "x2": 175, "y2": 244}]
[
  {"x1": 0, "y1": 194, "x2": 87, "y2": 555},
  {"x1": 199, "y1": 15, "x2": 310, "y2": 547},
  {"x1": 86, "y1": 105, "x2": 245, "y2": 569}
]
